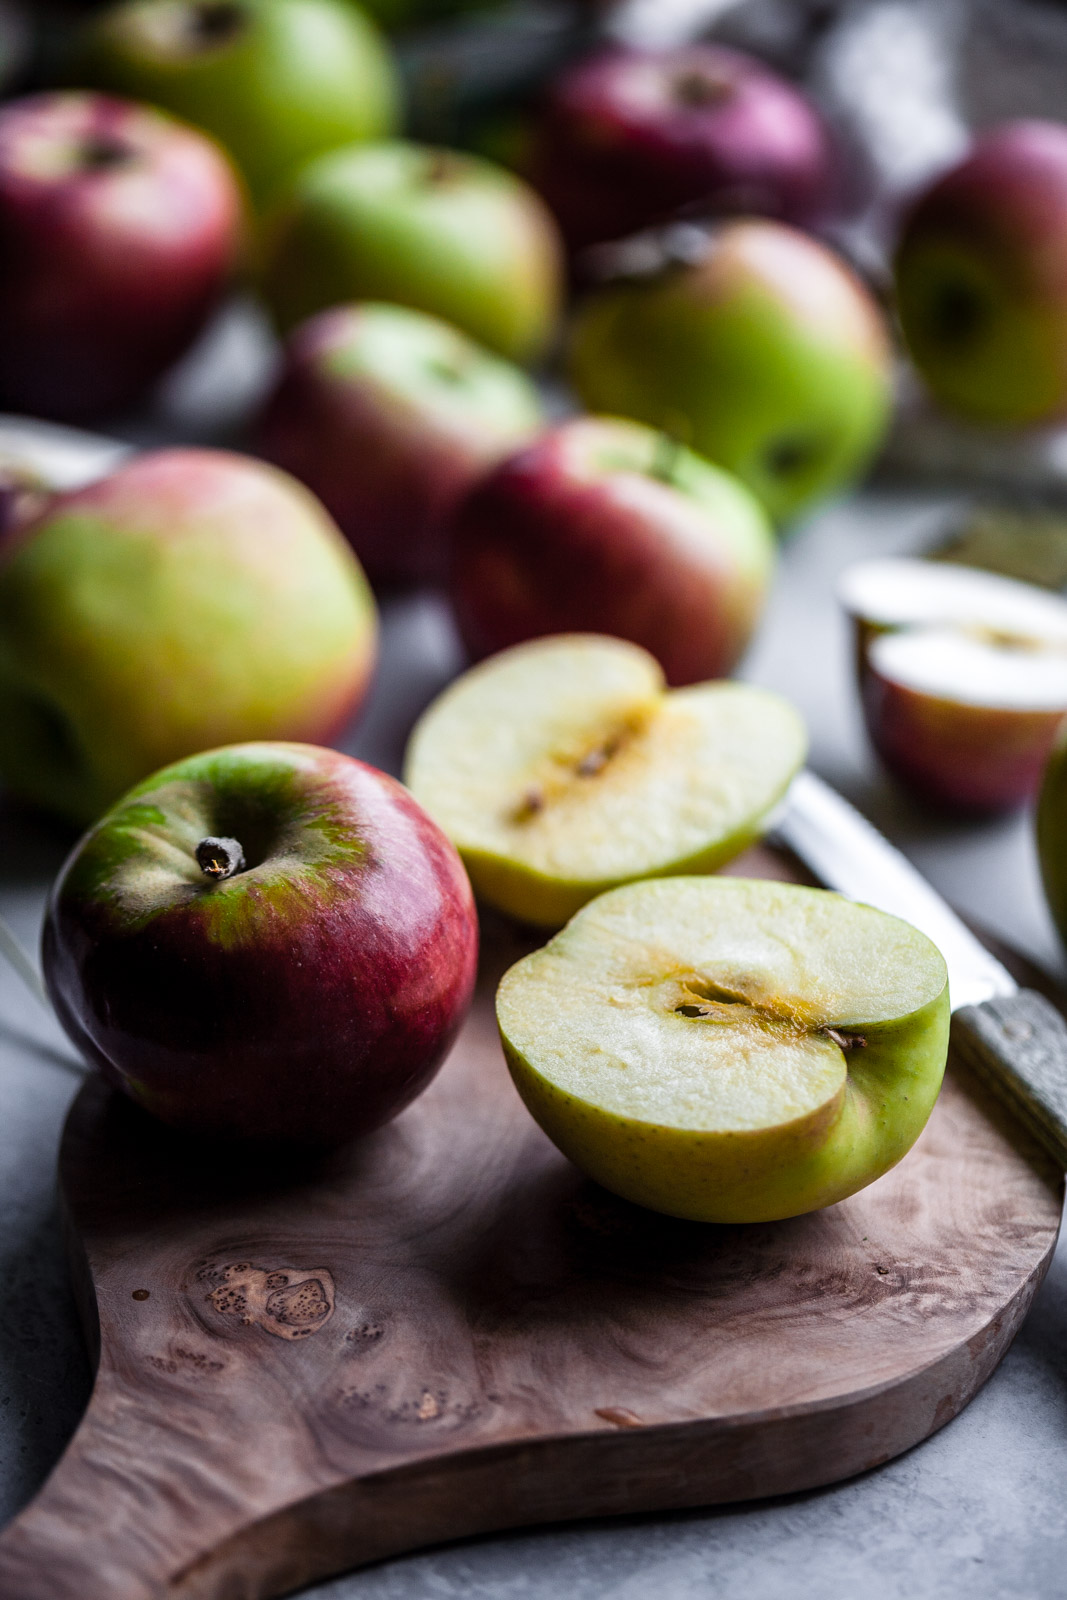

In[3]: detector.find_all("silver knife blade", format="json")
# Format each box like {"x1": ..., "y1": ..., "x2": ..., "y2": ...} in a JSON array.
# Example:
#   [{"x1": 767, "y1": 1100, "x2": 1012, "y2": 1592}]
[{"x1": 773, "y1": 770, "x2": 1017, "y2": 1012}]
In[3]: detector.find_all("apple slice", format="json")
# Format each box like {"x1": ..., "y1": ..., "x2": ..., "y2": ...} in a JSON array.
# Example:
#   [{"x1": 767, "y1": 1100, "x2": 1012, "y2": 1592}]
[
  {"x1": 497, "y1": 876, "x2": 950, "y2": 1223},
  {"x1": 403, "y1": 634, "x2": 806, "y2": 928},
  {"x1": 840, "y1": 557, "x2": 1067, "y2": 811}
]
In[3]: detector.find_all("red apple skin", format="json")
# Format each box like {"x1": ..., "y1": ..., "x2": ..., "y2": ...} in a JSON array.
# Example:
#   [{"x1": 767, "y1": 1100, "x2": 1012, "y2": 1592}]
[
  {"x1": 255, "y1": 304, "x2": 543, "y2": 588},
  {"x1": 0, "y1": 91, "x2": 244, "y2": 422},
  {"x1": 895, "y1": 121, "x2": 1067, "y2": 424},
  {"x1": 42, "y1": 743, "x2": 479, "y2": 1147},
  {"x1": 860, "y1": 661, "x2": 1064, "y2": 814},
  {"x1": 524, "y1": 44, "x2": 837, "y2": 254},
  {"x1": 449, "y1": 416, "x2": 775, "y2": 685}
]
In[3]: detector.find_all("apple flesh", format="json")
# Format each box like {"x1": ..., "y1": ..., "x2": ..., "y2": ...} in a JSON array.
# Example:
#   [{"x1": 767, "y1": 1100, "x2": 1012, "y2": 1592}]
[
  {"x1": 72, "y1": 0, "x2": 399, "y2": 208},
  {"x1": 525, "y1": 43, "x2": 838, "y2": 255},
  {"x1": 0, "y1": 447, "x2": 377, "y2": 826},
  {"x1": 0, "y1": 91, "x2": 243, "y2": 421},
  {"x1": 255, "y1": 302, "x2": 544, "y2": 588},
  {"x1": 43, "y1": 742, "x2": 478, "y2": 1145},
  {"x1": 403, "y1": 633, "x2": 807, "y2": 928},
  {"x1": 568, "y1": 218, "x2": 893, "y2": 526},
  {"x1": 260, "y1": 140, "x2": 564, "y2": 362},
  {"x1": 840, "y1": 557, "x2": 1067, "y2": 813},
  {"x1": 895, "y1": 120, "x2": 1067, "y2": 425},
  {"x1": 497, "y1": 876, "x2": 950, "y2": 1223},
  {"x1": 448, "y1": 415, "x2": 776, "y2": 680}
]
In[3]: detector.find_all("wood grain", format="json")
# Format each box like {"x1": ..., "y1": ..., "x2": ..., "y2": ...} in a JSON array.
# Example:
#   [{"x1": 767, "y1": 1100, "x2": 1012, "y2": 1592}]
[{"x1": 0, "y1": 846, "x2": 1061, "y2": 1600}]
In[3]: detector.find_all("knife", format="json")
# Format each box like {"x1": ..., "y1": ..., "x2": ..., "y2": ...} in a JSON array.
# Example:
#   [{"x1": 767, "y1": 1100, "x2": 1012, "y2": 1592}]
[{"x1": 775, "y1": 769, "x2": 1067, "y2": 1170}]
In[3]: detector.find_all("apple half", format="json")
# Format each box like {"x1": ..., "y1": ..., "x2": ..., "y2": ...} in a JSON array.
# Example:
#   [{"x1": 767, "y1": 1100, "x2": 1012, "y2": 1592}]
[
  {"x1": 403, "y1": 634, "x2": 806, "y2": 928},
  {"x1": 840, "y1": 557, "x2": 1067, "y2": 812},
  {"x1": 497, "y1": 877, "x2": 950, "y2": 1223}
]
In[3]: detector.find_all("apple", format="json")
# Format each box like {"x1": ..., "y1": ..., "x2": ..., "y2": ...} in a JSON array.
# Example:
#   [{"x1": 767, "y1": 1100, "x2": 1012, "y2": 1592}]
[
  {"x1": 42, "y1": 741, "x2": 478, "y2": 1145},
  {"x1": 840, "y1": 556, "x2": 1067, "y2": 813},
  {"x1": 72, "y1": 0, "x2": 399, "y2": 208},
  {"x1": 497, "y1": 876, "x2": 950, "y2": 1222},
  {"x1": 260, "y1": 139, "x2": 564, "y2": 361},
  {"x1": 0, "y1": 91, "x2": 244, "y2": 422},
  {"x1": 0, "y1": 448, "x2": 377, "y2": 827},
  {"x1": 255, "y1": 301, "x2": 544, "y2": 588},
  {"x1": 894, "y1": 120, "x2": 1067, "y2": 425},
  {"x1": 568, "y1": 218, "x2": 893, "y2": 526},
  {"x1": 1036, "y1": 724, "x2": 1067, "y2": 954},
  {"x1": 524, "y1": 43, "x2": 838, "y2": 255},
  {"x1": 448, "y1": 415, "x2": 776, "y2": 679},
  {"x1": 403, "y1": 633, "x2": 807, "y2": 928}
]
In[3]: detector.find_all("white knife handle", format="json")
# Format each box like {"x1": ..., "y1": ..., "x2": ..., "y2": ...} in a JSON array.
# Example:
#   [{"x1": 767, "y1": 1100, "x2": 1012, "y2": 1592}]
[{"x1": 952, "y1": 992, "x2": 1067, "y2": 1171}]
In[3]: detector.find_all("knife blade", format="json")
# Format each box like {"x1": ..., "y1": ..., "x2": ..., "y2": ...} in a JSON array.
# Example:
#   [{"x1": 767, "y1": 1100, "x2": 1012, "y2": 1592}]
[{"x1": 774, "y1": 769, "x2": 1067, "y2": 1170}]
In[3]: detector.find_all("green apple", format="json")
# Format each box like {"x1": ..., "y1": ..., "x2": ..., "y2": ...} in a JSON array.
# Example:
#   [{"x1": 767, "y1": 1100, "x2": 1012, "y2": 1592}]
[
  {"x1": 568, "y1": 218, "x2": 893, "y2": 526},
  {"x1": 72, "y1": 0, "x2": 399, "y2": 207},
  {"x1": 497, "y1": 876, "x2": 950, "y2": 1222},
  {"x1": 0, "y1": 447, "x2": 377, "y2": 826},
  {"x1": 260, "y1": 139, "x2": 564, "y2": 361},
  {"x1": 403, "y1": 633, "x2": 807, "y2": 928}
]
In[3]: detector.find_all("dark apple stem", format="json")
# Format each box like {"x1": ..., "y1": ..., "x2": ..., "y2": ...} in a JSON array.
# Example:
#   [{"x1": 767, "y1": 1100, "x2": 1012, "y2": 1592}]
[{"x1": 196, "y1": 836, "x2": 246, "y2": 881}]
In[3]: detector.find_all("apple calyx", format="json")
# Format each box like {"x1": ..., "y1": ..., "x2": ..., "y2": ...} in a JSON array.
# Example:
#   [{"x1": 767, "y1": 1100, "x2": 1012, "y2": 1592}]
[
  {"x1": 80, "y1": 136, "x2": 135, "y2": 173},
  {"x1": 672, "y1": 68, "x2": 733, "y2": 110},
  {"x1": 181, "y1": 1, "x2": 247, "y2": 51},
  {"x1": 195, "y1": 835, "x2": 246, "y2": 881}
]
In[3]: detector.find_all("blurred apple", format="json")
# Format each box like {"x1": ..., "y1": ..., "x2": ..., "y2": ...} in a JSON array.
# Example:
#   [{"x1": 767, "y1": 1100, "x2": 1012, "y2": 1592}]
[
  {"x1": 0, "y1": 91, "x2": 243, "y2": 421},
  {"x1": 0, "y1": 449, "x2": 377, "y2": 826},
  {"x1": 568, "y1": 219, "x2": 892, "y2": 527},
  {"x1": 840, "y1": 556, "x2": 1067, "y2": 813},
  {"x1": 895, "y1": 121, "x2": 1067, "y2": 425},
  {"x1": 449, "y1": 415, "x2": 776, "y2": 683},
  {"x1": 260, "y1": 140, "x2": 563, "y2": 361},
  {"x1": 72, "y1": 0, "x2": 399, "y2": 208},
  {"x1": 44, "y1": 742, "x2": 478, "y2": 1145},
  {"x1": 525, "y1": 43, "x2": 838, "y2": 255},
  {"x1": 255, "y1": 301, "x2": 544, "y2": 587}
]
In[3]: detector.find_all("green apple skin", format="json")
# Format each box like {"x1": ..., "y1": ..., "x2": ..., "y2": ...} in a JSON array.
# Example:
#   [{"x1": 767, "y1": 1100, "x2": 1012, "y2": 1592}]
[
  {"x1": 497, "y1": 878, "x2": 951, "y2": 1224},
  {"x1": 73, "y1": 0, "x2": 399, "y2": 207},
  {"x1": 568, "y1": 219, "x2": 893, "y2": 527},
  {"x1": 261, "y1": 140, "x2": 564, "y2": 362},
  {"x1": 0, "y1": 448, "x2": 377, "y2": 827},
  {"x1": 1036, "y1": 724, "x2": 1067, "y2": 951}
]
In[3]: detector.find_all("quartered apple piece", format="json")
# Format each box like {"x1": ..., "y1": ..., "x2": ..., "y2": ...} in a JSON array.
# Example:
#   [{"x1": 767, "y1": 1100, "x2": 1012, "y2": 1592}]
[
  {"x1": 497, "y1": 877, "x2": 950, "y2": 1223},
  {"x1": 404, "y1": 634, "x2": 807, "y2": 927}
]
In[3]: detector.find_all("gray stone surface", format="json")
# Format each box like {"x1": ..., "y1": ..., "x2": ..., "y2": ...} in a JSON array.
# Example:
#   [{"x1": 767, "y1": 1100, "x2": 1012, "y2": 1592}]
[{"x1": 1, "y1": 355, "x2": 1065, "y2": 1593}]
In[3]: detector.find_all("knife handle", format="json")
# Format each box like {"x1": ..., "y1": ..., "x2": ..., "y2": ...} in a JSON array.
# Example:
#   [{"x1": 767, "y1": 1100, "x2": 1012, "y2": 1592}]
[{"x1": 952, "y1": 991, "x2": 1067, "y2": 1171}]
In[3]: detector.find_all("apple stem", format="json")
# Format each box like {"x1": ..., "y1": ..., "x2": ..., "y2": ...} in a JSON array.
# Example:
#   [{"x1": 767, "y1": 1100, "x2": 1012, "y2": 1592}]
[{"x1": 196, "y1": 836, "x2": 246, "y2": 881}]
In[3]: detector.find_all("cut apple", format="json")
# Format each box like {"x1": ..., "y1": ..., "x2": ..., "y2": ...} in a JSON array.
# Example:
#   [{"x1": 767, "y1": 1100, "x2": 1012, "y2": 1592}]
[
  {"x1": 497, "y1": 876, "x2": 950, "y2": 1223},
  {"x1": 839, "y1": 557, "x2": 1067, "y2": 812},
  {"x1": 403, "y1": 634, "x2": 806, "y2": 927}
]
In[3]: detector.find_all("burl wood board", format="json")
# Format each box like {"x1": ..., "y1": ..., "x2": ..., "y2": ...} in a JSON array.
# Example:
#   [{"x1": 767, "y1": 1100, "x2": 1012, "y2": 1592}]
[{"x1": 0, "y1": 846, "x2": 1062, "y2": 1600}]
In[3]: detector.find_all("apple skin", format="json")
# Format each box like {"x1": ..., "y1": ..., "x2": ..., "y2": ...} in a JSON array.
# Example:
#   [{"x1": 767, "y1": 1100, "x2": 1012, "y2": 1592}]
[
  {"x1": 42, "y1": 742, "x2": 479, "y2": 1146},
  {"x1": 0, "y1": 91, "x2": 244, "y2": 422},
  {"x1": 1037, "y1": 727, "x2": 1067, "y2": 953},
  {"x1": 895, "y1": 121, "x2": 1067, "y2": 425},
  {"x1": 568, "y1": 219, "x2": 893, "y2": 527},
  {"x1": 0, "y1": 448, "x2": 377, "y2": 827},
  {"x1": 255, "y1": 302, "x2": 544, "y2": 588},
  {"x1": 524, "y1": 43, "x2": 838, "y2": 254},
  {"x1": 860, "y1": 663, "x2": 1065, "y2": 814},
  {"x1": 73, "y1": 0, "x2": 399, "y2": 208},
  {"x1": 260, "y1": 140, "x2": 564, "y2": 362},
  {"x1": 449, "y1": 415, "x2": 776, "y2": 684}
]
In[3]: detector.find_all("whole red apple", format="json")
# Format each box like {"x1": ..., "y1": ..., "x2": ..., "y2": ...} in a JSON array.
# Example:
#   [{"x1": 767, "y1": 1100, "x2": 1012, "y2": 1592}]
[
  {"x1": 449, "y1": 415, "x2": 776, "y2": 684},
  {"x1": 255, "y1": 302, "x2": 544, "y2": 587},
  {"x1": 0, "y1": 91, "x2": 244, "y2": 421},
  {"x1": 525, "y1": 43, "x2": 838, "y2": 255},
  {"x1": 895, "y1": 120, "x2": 1067, "y2": 425},
  {"x1": 43, "y1": 742, "x2": 479, "y2": 1146}
]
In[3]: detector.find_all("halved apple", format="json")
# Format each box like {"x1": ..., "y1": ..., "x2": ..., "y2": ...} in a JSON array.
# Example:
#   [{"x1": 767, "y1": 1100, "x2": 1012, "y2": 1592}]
[
  {"x1": 497, "y1": 876, "x2": 950, "y2": 1222},
  {"x1": 403, "y1": 634, "x2": 806, "y2": 927},
  {"x1": 839, "y1": 557, "x2": 1067, "y2": 812}
]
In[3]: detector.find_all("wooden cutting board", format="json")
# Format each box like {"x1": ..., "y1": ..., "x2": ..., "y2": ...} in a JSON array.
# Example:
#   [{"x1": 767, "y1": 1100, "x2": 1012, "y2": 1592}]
[{"x1": 0, "y1": 845, "x2": 1061, "y2": 1600}]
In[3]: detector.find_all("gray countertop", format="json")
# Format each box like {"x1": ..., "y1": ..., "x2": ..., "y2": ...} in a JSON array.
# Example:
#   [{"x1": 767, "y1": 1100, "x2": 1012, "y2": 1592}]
[{"x1": 2, "y1": 366, "x2": 1066, "y2": 1597}]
